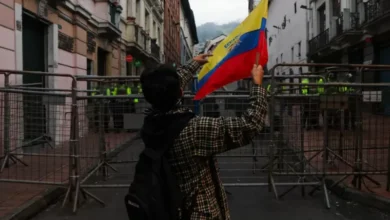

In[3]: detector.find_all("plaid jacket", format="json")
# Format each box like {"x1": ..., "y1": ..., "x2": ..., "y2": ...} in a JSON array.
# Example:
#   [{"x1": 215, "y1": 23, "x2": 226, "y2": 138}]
[{"x1": 167, "y1": 61, "x2": 268, "y2": 219}]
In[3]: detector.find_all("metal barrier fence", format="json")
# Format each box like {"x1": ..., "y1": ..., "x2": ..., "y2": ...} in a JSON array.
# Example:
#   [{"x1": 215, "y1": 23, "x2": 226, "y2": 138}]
[{"x1": 0, "y1": 63, "x2": 389, "y2": 213}]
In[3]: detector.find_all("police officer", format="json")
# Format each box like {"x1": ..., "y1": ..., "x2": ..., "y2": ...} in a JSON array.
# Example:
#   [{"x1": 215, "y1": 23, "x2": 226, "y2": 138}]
[
  {"x1": 91, "y1": 84, "x2": 101, "y2": 132},
  {"x1": 301, "y1": 77, "x2": 311, "y2": 129},
  {"x1": 346, "y1": 74, "x2": 356, "y2": 130},
  {"x1": 91, "y1": 83, "x2": 110, "y2": 132},
  {"x1": 338, "y1": 73, "x2": 356, "y2": 130},
  {"x1": 317, "y1": 77, "x2": 325, "y2": 127},
  {"x1": 325, "y1": 73, "x2": 338, "y2": 128},
  {"x1": 135, "y1": 82, "x2": 142, "y2": 106},
  {"x1": 127, "y1": 82, "x2": 136, "y2": 113},
  {"x1": 112, "y1": 82, "x2": 127, "y2": 131}
]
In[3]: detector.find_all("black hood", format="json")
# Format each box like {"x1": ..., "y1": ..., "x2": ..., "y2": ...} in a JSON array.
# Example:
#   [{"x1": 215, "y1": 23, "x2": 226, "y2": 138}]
[{"x1": 141, "y1": 112, "x2": 195, "y2": 150}]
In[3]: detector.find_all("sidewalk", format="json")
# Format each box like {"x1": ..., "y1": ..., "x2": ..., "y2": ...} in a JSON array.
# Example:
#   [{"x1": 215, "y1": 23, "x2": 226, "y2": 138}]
[{"x1": 0, "y1": 132, "x2": 135, "y2": 219}]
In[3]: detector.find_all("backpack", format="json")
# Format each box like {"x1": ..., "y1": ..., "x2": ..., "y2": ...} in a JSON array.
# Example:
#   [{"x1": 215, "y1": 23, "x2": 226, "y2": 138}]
[{"x1": 125, "y1": 112, "x2": 195, "y2": 220}]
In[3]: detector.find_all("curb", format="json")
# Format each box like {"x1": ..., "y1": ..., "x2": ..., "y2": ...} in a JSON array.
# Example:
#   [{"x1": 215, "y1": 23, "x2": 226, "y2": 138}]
[
  {"x1": 2, "y1": 187, "x2": 65, "y2": 220},
  {"x1": 2, "y1": 134, "x2": 140, "y2": 220},
  {"x1": 325, "y1": 178, "x2": 390, "y2": 212}
]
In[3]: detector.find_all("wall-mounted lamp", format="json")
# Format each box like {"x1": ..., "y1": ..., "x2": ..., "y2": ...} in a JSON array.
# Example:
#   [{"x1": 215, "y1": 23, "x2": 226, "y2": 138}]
[{"x1": 300, "y1": 5, "x2": 312, "y2": 10}]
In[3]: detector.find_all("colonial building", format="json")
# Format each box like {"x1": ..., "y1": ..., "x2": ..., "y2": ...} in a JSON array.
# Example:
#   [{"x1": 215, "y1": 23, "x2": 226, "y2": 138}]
[
  {"x1": 266, "y1": 0, "x2": 308, "y2": 78},
  {"x1": 0, "y1": 0, "x2": 124, "y2": 83},
  {"x1": 0, "y1": 0, "x2": 164, "y2": 78},
  {"x1": 164, "y1": 0, "x2": 181, "y2": 66},
  {"x1": 307, "y1": 0, "x2": 390, "y2": 114},
  {"x1": 307, "y1": 0, "x2": 390, "y2": 82},
  {"x1": 123, "y1": 0, "x2": 164, "y2": 75},
  {"x1": 0, "y1": 0, "x2": 126, "y2": 161},
  {"x1": 179, "y1": 0, "x2": 198, "y2": 65},
  {"x1": 0, "y1": 0, "x2": 165, "y2": 156}
]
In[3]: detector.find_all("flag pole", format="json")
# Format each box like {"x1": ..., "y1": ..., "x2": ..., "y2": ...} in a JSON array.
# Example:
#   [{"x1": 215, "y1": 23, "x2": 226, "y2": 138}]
[{"x1": 255, "y1": 52, "x2": 260, "y2": 65}]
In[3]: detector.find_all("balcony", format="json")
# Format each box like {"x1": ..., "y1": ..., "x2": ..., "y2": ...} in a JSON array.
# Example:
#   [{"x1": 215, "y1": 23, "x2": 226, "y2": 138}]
[
  {"x1": 126, "y1": 24, "x2": 157, "y2": 64},
  {"x1": 331, "y1": 10, "x2": 363, "y2": 45},
  {"x1": 126, "y1": 24, "x2": 147, "y2": 56},
  {"x1": 362, "y1": 0, "x2": 390, "y2": 25},
  {"x1": 97, "y1": 3, "x2": 122, "y2": 40},
  {"x1": 151, "y1": 39, "x2": 160, "y2": 61},
  {"x1": 153, "y1": 0, "x2": 164, "y2": 14},
  {"x1": 308, "y1": 29, "x2": 329, "y2": 56}
]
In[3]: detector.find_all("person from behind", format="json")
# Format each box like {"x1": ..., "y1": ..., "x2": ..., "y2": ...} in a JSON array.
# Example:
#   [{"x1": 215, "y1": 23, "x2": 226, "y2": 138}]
[{"x1": 128, "y1": 54, "x2": 268, "y2": 220}]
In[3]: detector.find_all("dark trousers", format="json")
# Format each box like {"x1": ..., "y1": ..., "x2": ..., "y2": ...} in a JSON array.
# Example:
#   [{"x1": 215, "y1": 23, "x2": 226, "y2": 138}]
[
  {"x1": 334, "y1": 108, "x2": 356, "y2": 130},
  {"x1": 302, "y1": 101, "x2": 320, "y2": 129},
  {"x1": 111, "y1": 100, "x2": 125, "y2": 130},
  {"x1": 94, "y1": 102, "x2": 109, "y2": 132}
]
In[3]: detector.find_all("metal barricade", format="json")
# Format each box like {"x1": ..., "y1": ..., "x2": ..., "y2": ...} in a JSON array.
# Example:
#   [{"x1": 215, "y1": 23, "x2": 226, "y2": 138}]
[
  {"x1": 268, "y1": 63, "x2": 390, "y2": 208},
  {"x1": 0, "y1": 70, "x2": 76, "y2": 184},
  {"x1": 1, "y1": 63, "x2": 390, "y2": 214},
  {"x1": 0, "y1": 70, "x2": 84, "y2": 212}
]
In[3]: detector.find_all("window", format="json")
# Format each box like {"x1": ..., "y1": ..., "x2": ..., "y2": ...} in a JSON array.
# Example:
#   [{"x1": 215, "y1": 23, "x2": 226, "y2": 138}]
[
  {"x1": 318, "y1": 4, "x2": 326, "y2": 33},
  {"x1": 157, "y1": 27, "x2": 161, "y2": 45},
  {"x1": 153, "y1": 21, "x2": 156, "y2": 38},
  {"x1": 294, "y1": 2, "x2": 297, "y2": 13},
  {"x1": 291, "y1": 47, "x2": 294, "y2": 62},
  {"x1": 145, "y1": 10, "x2": 150, "y2": 31},
  {"x1": 110, "y1": 3, "x2": 116, "y2": 24},
  {"x1": 136, "y1": 0, "x2": 140, "y2": 22},
  {"x1": 298, "y1": 41, "x2": 301, "y2": 57}
]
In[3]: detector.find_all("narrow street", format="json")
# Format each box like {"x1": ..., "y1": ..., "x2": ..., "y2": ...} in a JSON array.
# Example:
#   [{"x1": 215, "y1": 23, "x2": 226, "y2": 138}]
[
  {"x1": 33, "y1": 186, "x2": 390, "y2": 220},
  {"x1": 32, "y1": 141, "x2": 390, "y2": 220}
]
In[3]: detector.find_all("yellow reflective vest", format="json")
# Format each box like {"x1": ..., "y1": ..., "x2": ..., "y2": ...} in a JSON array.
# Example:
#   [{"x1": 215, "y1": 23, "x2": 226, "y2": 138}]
[
  {"x1": 301, "y1": 78, "x2": 309, "y2": 95},
  {"x1": 317, "y1": 78, "x2": 324, "y2": 94}
]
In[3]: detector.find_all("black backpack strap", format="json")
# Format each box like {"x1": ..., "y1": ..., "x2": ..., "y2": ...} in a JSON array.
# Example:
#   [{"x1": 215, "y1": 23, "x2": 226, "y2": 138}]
[{"x1": 144, "y1": 112, "x2": 195, "y2": 156}]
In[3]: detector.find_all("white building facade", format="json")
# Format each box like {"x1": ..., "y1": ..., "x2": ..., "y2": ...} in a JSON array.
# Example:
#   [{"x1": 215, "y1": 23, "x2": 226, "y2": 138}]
[
  {"x1": 179, "y1": 0, "x2": 198, "y2": 65},
  {"x1": 266, "y1": 0, "x2": 309, "y2": 78},
  {"x1": 122, "y1": 0, "x2": 164, "y2": 75}
]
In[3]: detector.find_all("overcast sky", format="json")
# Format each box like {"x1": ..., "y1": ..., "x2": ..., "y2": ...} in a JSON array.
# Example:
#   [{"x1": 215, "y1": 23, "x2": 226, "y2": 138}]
[{"x1": 189, "y1": 0, "x2": 248, "y2": 26}]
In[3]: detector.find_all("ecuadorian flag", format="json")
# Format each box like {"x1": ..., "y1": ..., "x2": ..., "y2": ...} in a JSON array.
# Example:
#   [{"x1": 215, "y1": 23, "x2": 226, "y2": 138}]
[{"x1": 194, "y1": 0, "x2": 268, "y2": 100}]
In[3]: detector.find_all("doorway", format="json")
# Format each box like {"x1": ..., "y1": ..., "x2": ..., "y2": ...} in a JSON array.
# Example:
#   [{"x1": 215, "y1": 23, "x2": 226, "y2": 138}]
[
  {"x1": 318, "y1": 4, "x2": 326, "y2": 33},
  {"x1": 22, "y1": 13, "x2": 47, "y2": 144},
  {"x1": 97, "y1": 48, "x2": 108, "y2": 76}
]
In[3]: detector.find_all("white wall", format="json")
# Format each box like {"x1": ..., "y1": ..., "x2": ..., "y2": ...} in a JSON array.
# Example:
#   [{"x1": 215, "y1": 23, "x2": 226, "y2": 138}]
[
  {"x1": 308, "y1": 0, "x2": 359, "y2": 42},
  {"x1": 180, "y1": 5, "x2": 194, "y2": 55},
  {"x1": 267, "y1": 0, "x2": 309, "y2": 76}
]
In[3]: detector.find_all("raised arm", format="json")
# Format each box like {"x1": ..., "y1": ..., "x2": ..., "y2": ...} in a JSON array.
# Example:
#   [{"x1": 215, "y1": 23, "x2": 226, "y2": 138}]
[
  {"x1": 176, "y1": 61, "x2": 201, "y2": 90},
  {"x1": 176, "y1": 54, "x2": 212, "y2": 90},
  {"x1": 191, "y1": 65, "x2": 268, "y2": 156}
]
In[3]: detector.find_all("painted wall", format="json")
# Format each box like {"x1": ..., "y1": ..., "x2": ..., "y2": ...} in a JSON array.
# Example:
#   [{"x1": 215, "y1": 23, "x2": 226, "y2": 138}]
[
  {"x1": 0, "y1": 0, "x2": 16, "y2": 71},
  {"x1": 0, "y1": 0, "x2": 125, "y2": 157},
  {"x1": 267, "y1": 0, "x2": 309, "y2": 77},
  {"x1": 179, "y1": 5, "x2": 194, "y2": 54}
]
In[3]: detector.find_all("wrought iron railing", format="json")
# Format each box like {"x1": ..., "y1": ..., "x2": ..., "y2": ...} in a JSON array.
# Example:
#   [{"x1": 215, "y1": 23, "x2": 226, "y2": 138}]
[
  {"x1": 350, "y1": 12, "x2": 360, "y2": 29},
  {"x1": 335, "y1": 12, "x2": 360, "y2": 37},
  {"x1": 364, "y1": 0, "x2": 390, "y2": 22},
  {"x1": 308, "y1": 29, "x2": 329, "y2": 55}
]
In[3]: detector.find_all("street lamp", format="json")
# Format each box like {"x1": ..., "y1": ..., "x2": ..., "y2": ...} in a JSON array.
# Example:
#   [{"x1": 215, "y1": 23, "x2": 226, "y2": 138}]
[{"x1": 300, "y1": 5, "x2": 312, "y2": 10}]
